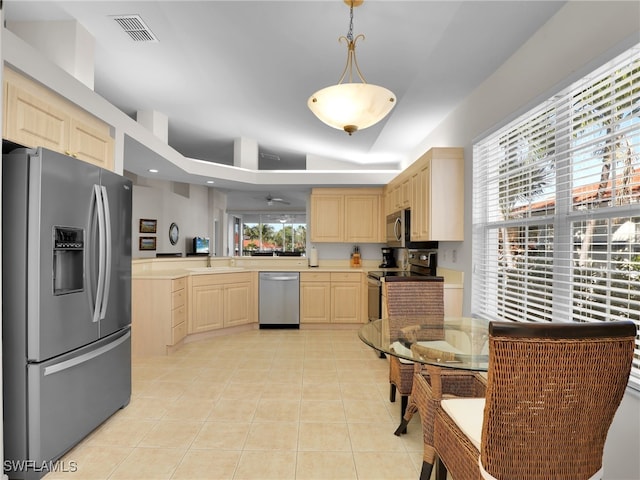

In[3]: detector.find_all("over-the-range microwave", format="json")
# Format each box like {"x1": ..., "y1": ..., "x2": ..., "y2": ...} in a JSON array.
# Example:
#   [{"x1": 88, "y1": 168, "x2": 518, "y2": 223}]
[
  {"x1": 386, "y1": 210, "x2": 408, "y2": 247},
  {"x1": 386, "y1": 209, "x2": 439, "y2": 250}
]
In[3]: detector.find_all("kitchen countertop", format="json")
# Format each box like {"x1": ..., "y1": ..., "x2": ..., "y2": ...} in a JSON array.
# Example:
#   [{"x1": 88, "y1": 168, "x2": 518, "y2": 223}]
[
  {"x1": 132, "y1": 265, "x2": 377, "y2": 280},
  {"x1": 131, "y1": 257, "x2": 463, "y2": 286}
]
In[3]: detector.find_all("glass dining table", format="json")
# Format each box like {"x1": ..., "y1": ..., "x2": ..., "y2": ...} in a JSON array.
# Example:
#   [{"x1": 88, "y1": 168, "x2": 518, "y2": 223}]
[
  {"x1": 358, "y1": 316, "x2": 491, "y2": 480},
  {"x1": 358, "y1": 316, "x2": 491, "y2": 370}
]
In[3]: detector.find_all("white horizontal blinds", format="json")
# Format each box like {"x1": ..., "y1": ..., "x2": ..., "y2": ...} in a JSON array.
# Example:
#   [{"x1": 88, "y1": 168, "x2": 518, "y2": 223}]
[
  {"x1": 572, "y1": 217, "x2": 640, "y2": 321},
  {"x1": 564, "y1": 54, "x2": 640, "y2": 212},
  {"x1": 473, "y1": 106, "x2": 557, "y2": 223},
  {"x1": 472, "y1": 102, "x2": 557, "y2": 323},
  {"x1": 500, "y1": 107, "x2": 557, "y2": 220},
  {"x1": 473, "y1": 44, "x2": 640, "y2": 389},
  {"x1": 568, "y1": 53, "x2": 640, "y2": 387},
  {"x1": 493, "y1": 224, "x2": 555, "y2": 323}
]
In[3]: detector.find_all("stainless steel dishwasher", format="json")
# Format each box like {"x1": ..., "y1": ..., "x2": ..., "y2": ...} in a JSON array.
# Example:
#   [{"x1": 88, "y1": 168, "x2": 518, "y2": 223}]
[{"x1": 259, "y1": 272, "x2": 300, "y2": 328}]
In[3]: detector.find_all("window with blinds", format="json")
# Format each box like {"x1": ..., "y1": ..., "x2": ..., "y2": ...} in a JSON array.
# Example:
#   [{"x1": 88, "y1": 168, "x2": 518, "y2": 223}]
[{"x1": 472, "y1": 44, "x2": 640, "y2": 390}]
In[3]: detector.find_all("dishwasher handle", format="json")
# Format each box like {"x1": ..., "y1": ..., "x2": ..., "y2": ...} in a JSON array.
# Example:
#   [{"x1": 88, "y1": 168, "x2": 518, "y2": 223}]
[{"x1": 260, "y1": 272, "x2": 300, "y2": 281}]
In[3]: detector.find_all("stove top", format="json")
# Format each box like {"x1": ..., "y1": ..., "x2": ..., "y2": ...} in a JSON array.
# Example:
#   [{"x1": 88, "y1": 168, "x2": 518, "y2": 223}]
[
  {"x1": 368, "y1": 270, "x2": 414, "y2": 279},
  {"x1": 367, "y1": 270, "x2": 443, "y2": 281},
  {"x1": 369, "y1": 248, "x2": 440, "y2": 281}
]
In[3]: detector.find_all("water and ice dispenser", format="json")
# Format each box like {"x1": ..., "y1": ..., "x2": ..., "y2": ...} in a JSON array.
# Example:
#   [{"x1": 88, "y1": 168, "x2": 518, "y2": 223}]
[{"x1": 53, "y1": 226, "x2": 84, "y2": 295}]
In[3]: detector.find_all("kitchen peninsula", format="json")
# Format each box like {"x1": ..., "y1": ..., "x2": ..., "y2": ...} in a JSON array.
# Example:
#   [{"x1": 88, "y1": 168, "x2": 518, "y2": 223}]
[{"x1": 132, "y1": 256, "x2": 463, "y2": 357}]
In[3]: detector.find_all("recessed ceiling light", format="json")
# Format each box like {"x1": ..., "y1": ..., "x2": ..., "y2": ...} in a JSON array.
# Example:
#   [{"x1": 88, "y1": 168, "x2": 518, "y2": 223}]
[
  {"x1": 206, "y1": 180, "x2": 214, "y2": 184},
  {"x1": 148, "y1": 168, "x2": 158, "y2": 173}
]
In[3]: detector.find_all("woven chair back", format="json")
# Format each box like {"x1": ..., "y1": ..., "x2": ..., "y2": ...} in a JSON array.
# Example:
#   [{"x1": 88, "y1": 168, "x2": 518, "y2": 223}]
[
  {"x1": 384, "y1": 281, "x2": 444, "y2": 340},
  {"x1": 480, "y1": 320, "x2": 636, "y2": 479}
]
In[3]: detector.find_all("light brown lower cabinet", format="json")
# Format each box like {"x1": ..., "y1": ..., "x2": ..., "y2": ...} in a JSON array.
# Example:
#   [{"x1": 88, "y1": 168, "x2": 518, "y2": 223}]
[
  {"x1": 189, "y1": 272, "x2": 256, "y2": 334},
  {"x1": 132, "y1": 276, "x2": 186, "y2": 356},
  {"x1": 444, "y1": 287, "x2": 463, "y2": 317},
  {"x1": 190, "y1": 282, "x2": 224, "y2": 332},
  {"x1": 300, "y1": 272, "x2": 331, "y2": 323},
  {"x1": 133, "y1": 269, "x2": 368, "y2": 355},
  {"x1": 330, "y1": 272, "x2": 362, "y2": 324},
  {"x1": 300, "y1": 271, "x2": 363, "y2": 324}
]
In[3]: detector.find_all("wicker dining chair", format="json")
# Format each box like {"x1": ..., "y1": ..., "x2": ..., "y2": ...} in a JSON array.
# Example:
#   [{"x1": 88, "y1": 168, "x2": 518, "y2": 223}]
[
  {"x1": 433, "y1": 320, "x2": 636, "y2": 480},
  {"x1": 383, "y1": 280, "x2": 445, "y2": 431},
  {"x1": 401, "y1": 361, "x2": 487, "y2": 480}
]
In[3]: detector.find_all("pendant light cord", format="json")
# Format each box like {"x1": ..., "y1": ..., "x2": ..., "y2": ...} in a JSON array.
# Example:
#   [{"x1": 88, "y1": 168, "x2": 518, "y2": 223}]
[{"x1": 347, "y1": 2, "x2": 354, "y2": 43}]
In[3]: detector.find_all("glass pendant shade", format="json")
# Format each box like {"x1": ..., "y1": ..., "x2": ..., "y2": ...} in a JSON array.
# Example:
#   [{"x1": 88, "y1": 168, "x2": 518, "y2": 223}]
[{"x1": 308, "y1": 83, "x2": 396, "y2": 135}]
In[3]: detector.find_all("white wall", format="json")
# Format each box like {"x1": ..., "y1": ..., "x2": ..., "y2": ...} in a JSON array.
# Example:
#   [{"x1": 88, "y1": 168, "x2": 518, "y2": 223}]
[
  {"x1": 411, "y1": 1, "x2": 640, "y2": 315},
  {"x1": 605, "y1": 388, "x2": 640, "y2": 478},
  {"x1": 131, "y1": 178, "x2": 215, "y2": 258},
  {"x1": 411, "y1": 2, "x2": 639, "y2": 477},
  {"x1": 208, "y1": 188, "x2": 228, "y2": 256},
  {"x1": 6, "y1": 20, "x2": 95, "y2": 89},
  {"x1": 310, "y1": 243, "x2": 387, "y2": 264},
  {"x1": 133, "y1": 180, "x2": 386, "y2": 262}
]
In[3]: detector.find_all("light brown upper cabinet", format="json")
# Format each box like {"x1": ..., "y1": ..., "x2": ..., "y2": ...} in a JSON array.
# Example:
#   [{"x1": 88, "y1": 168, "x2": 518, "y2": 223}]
[
  {"x1": 3, "y1": 67, "x2": 114, "y2": 171},
  {"x1": 412, "y1": 147, "x2": 464, "y2": 241},
  {"x1": 387, "y1": 147, "x2": 464, "y2": 242},
  {"x1": 310, "y1": 192, "x2": 344, "y2": 242},
  {"x1": 310, "y1": 187, "x2": 384, "y2": 243},
  {"x1": 384, "y1": 177, "x2": 410, "y2": 215}
]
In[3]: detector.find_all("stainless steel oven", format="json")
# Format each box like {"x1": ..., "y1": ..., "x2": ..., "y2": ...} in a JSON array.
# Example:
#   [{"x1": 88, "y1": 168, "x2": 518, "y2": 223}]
[{"x1": 367, "y1": 275, "x2": 383, "y2": 322}]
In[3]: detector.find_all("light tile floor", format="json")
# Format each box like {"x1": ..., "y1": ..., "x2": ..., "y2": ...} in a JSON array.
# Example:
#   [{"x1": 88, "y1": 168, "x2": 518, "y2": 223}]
[{"x1": 45, "y1": 328, "x2": 429, "y2": 480}]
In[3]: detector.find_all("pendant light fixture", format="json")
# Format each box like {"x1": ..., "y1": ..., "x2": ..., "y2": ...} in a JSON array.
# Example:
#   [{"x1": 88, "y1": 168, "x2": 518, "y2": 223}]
[{"x1": 308, "y1": 0, "x2": 396, "y2": 135}]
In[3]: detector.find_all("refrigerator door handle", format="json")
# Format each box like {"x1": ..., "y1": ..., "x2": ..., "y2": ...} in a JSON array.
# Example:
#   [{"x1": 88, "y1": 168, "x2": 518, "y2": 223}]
[
  {"x1": 42, "y1": 330, "x2": 130, "y2": 376},
  {"x1": 99, "y1": 186, "x2": 112, "y2": 320},
  {"x1": 92, "y1": 185, "x2": 107, "y2": 324}
]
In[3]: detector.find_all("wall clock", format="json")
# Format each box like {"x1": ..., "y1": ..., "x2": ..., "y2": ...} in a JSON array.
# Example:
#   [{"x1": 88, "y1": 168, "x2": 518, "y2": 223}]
[{"x1": 169, "y1": 222, "x2": 179, "y2": 245}]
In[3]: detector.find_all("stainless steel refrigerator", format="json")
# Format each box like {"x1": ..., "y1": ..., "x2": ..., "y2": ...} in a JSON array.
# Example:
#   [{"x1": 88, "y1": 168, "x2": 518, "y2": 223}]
[{"x1": 2, "y1": 147, "x2": 132, "y2": 480}]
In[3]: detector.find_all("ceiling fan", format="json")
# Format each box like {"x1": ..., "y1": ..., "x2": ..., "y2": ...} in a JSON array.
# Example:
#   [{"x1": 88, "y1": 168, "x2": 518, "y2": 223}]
[{"x1": 264, "y1": 193, "x2": 290, "y2": 206}]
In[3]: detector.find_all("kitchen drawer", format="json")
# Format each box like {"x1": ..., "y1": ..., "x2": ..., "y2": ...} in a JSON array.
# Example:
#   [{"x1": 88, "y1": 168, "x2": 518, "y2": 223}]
[
  {"x1": 171, "y1": 304, "x2": 186, "y2": 327},
  {"x1": 301, "y1": 271, "x2": 331, "y2": 282},
  {"x1": 330, "y1": 272, "x2": 361, "y2": 282},
  {"x1": 172, "y1": 289, "x2": 186, "y2": 309},
  {"x1": 171, "y1": 321, "x2": 186, "y2": 344},
  {"x1": 172, "y1": 277, "x2": 186, "y2": 292}
]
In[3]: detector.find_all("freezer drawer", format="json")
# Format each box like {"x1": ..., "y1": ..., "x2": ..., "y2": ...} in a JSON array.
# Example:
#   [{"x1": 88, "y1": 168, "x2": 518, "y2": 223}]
[{"x1": 7, "y1": 329, "x2": 131, "y2": 479}]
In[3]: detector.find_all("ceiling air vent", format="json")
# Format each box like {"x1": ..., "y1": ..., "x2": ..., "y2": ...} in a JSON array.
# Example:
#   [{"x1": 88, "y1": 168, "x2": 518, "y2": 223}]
[
  {"x1": 112, "y1": 15, "x2": 158, "y2": 42},
  {"x1": 260, "y1": 152, "x2": 281, "y2": 162}
]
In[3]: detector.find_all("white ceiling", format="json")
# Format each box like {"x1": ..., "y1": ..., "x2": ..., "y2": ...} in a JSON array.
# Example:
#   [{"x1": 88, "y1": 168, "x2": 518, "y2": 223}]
[{"x1": 4, "y1": 0, "x2": 565, "y2": 211}]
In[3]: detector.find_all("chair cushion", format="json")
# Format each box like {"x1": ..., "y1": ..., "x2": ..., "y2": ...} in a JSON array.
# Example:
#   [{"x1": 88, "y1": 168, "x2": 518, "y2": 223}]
[
  {"x1": 440, "y1": 397, "x2": 485, "y2": 450},
  {"x1": 479, "y1": 459, "x2": 498, "y2": 480},
  {"x1": 478, "y1": 459, "x2": 603, "y2": 480}
]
